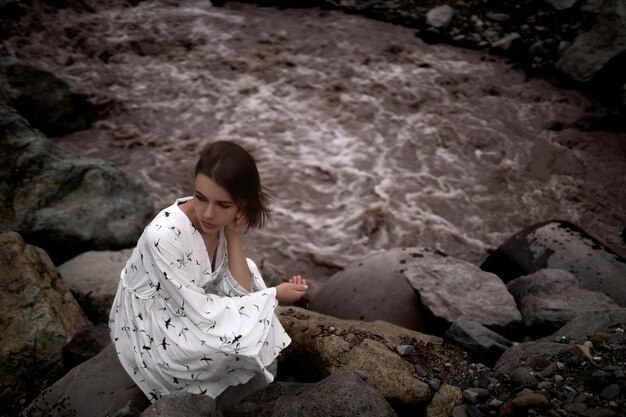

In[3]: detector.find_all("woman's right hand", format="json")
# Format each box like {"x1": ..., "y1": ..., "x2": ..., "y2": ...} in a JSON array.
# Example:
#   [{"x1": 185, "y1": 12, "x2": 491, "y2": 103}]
[{"x1": 275, "y1": 275, "x2": 308, "y2": 303}]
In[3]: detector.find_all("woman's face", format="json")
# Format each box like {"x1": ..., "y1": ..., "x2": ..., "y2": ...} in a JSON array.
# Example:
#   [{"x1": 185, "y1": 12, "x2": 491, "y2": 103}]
[{"x1": 191, "y1": 173, "x2": 239, "y2": 235}]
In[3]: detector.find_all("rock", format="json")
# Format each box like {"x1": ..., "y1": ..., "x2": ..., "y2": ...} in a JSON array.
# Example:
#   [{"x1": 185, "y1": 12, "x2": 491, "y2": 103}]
[
  {"x1": 426, "y1": 383, "x2": 463, "y2": 417},
  {"x1": 492, "y1": 32, "x2": 521, "y2": 50},
  {"x1": 402, "y1": 248, "x2": 521, "y2": 332},
  {"x1": 494, "y1": 341, "x2": 569, "y2": 373},
  {"x1": 309, "y1": 247, "x2": 434, "y2": 332},
  {"x1": 509, "y1": 367, "x2": 537, "y2": 388},
  {"x1": 0, "y1": 102, "x2": 154, "y2": 264},
  {"x1": 2, "y1": 64, "x2": 100, "y2": 137},
  {"x1": 507, "y1": 269, "x2": 620, "y2": 336},
  {"x1": 545, "y1": 0, "x2": 579, "y2": 10},
  {"x1": 277, "y1": 306, "x2": 439, "y2": 408},
  {"x1": 445, "y1": 317, "x2": 513, "y2": 366},
  {"x1": 58, "y1": 249, "x2": 133, "y2": 323},
  {"x1": 510, "y1": 388, "x2": 551, "y2": 407},
  {"x1": 227, "y1": 372, "x2": 398, "y2": 417},
  {"x1": 481, "y1": 221, "x2": 626, "y2": 307},
  {"x1": 63, "y1": 323, "x2": 112, "y2": 368},
  {"x1": 540, "y1": 308, "x2": 626, "y2": 344},
  {"x1": 312, "y1": 247, "x2": 520, "y2": 335},
  {"x1": 141, "y1": 393, "x2": 222, "y2": 417},
  {"x1": 0, "y1": 232, "x2": 90, "y2": 416},
  {"x1": 22, "y1": 343, "x2": 149, "y2": 417},
  {"x1": 426, "y1": 5, "x2": 455, "y2": 29},
  {"x1": 600, "y1": 383, "x2": 621, "y2": 400},
  {"x1": 557, "y1": 0, "x2": 626, "y2": 83},
  {"x1": 463, "y1": 387, "x2": 489, "y2": 403}
]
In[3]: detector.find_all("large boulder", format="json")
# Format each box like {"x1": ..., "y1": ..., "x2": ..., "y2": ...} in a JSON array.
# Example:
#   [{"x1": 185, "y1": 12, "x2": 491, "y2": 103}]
[
  {"x1": 1, "y1": 64, "x2": 101, "y2": 137},
  {"x1": 58, "y1": 249, "x2": 132, "y2": 323},
  {"x1": 402, "y1": 248, "x2": 521, "y2": 333},
  {"x1": 311, "y1": 247, "x2": 521, "y2": 335},
  {"x1": 481, "y1": 221, "x2": 626, "y2": 307},
  {"x1": 557, "y1": 0, "x2": 626, "y2": 84},
  {"x1": 309, "y1": 247, "x2": 432, "y2": 332},
  {"x1": 226, "y1": 372, "x2": 398, "y2": 417},
  {"x1": 276, "y1": 306, "x2": 440, "y2": 409},
  {"x1": 0, "y1": 232, "x2": 90, "y2": 417},
  {"x1": 539, "y1": 308, "x2": 626, "y2": 344},
  {"x1": 22, "y1": 343, "x2": 150, "y2": 417},
  {"x1": 508, "y1": 269, "x2": 620, "y2": 337},
  {"x1": 0, "y1": 102, "x2": 154, "y2": 264}
]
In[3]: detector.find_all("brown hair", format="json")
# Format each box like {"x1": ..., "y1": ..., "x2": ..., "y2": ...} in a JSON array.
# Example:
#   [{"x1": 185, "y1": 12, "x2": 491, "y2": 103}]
[{"x1": 195, "y1": 141, "x2": 270, "y2": 229}]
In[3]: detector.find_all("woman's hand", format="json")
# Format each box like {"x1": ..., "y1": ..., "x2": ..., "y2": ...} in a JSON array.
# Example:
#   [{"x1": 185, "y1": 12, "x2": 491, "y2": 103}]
[
  {"x1": 225, "y1": 210, "x2": 248, "y2": 238},
  {"x1": 276, "y1": 275, "x2": 308, "y2": 303}
]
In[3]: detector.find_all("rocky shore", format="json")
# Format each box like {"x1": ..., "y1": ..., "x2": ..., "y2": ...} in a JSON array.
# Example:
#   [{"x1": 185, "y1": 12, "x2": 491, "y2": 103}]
[{"x1": 2, "y1": 102, "x2": 625, "y2": 416}]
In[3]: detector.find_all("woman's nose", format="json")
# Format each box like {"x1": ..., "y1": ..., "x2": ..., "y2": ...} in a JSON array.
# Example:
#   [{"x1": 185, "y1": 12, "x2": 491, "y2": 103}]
[{"x1": 204, "y1": 203, "x2": 215, "y2": 219}]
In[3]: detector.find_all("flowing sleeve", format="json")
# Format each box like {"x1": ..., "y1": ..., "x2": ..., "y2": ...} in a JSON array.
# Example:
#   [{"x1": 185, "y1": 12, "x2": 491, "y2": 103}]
[{"x1": 141, "y1": 225, "x2": 279, "y2": 359}]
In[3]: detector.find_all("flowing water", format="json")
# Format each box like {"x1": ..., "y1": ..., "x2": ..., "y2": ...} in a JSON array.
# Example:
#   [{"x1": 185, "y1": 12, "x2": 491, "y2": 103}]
[{"x1": 5, "y1": 0, "x2": 626, "y2": 288}]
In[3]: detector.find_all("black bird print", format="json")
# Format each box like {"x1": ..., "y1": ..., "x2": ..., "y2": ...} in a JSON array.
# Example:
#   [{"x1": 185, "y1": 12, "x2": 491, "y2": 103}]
[
  {"x1": 173, "y1": 377, "x2": 180, "y2": 384},
  {"x1": 238, "y1": 306, "x2": 250, "y2": 318},
  {"x1": 200, "y1": 356, "x2": 213, "y2": 364},
  {"x1": 154, "y1": 238, "x2": 161, "y2": 252},
  {"x1": 199, "y1": 387, "x2": 208, "y2": 395},
  {"x1": 159, "y1": 338, "x2": 170, "y2": 350},
  {"x1": 149, "y1": 391, "x2": 160, "y2": 401},
  {"x1": 164, "y1": 317, "x2": 175, "y2": 329},
  {"x1": 164, "y1": 210, "x2": 171, "y2": 217}
]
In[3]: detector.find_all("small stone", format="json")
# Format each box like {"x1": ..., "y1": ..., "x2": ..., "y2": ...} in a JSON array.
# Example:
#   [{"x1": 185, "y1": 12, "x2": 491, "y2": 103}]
[
  {"x1": 328, "y1": 326, "x2": 336, "y2": 333},
  {"x1": 463, "y1": 387, "x2": 489, "y2": 403},
  {"x1": 426, "y1": 5, "x2": 455, "y2": 29},
  {"x1": 511, "y1": 389, "x2": 550, "y2": 408},
  {"x1": 430, "y1": 378, "x2": 441, "y2": 391},
  {"x1": 414, "y1": 364, "x2": 429, "y2": 377},
  {"x1": 477, "y1": 377, "x2": 490, "y2": 388},
  {"x1": 488, "y1": 398, "x2": 503, "y2": 408},
  {"x1": 554, "y1": 375, "x2": 564, "y2": 383},
  {"x1": 452, "y1": 405, "x2": 468, "y2": 417},
  {"x1": 396, "y1": 345, "x2": 413, "y2": 356},
  {"x1": 340, "y1": 343, "x2": 351, "y2": 352},
  {"x1": 600, "y1": 383, "x2": 620, "y2": 400},
  {"x1": 354, "y1": 369, "x2": 368, "y2": 380},
  {"x1": 345, "y1": 333, "x2": 356, "y2": 342}
]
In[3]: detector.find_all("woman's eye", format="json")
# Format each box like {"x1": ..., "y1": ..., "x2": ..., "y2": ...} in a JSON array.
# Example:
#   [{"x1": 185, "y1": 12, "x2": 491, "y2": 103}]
[{"x1": 219, "y1": 203, "x2": 232, "y2": 209}]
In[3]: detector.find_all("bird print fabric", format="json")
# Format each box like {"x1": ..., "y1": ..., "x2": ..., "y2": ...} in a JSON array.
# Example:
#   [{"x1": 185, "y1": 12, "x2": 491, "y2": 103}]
[{"x1": 109, "y1": 197, "x2": 290, "y2": 402}]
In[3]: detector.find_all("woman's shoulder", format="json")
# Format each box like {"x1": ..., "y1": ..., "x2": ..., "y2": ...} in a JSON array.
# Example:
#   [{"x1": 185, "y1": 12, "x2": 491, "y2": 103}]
[{"x1": 143, "y1": 199, "x2": 196, "y2": 243}]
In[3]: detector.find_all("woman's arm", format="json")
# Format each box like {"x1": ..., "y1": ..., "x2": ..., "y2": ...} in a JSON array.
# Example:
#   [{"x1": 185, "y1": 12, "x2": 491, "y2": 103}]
[{"x1": 225, "y1": 211, "x2": 252, "y2": 292}]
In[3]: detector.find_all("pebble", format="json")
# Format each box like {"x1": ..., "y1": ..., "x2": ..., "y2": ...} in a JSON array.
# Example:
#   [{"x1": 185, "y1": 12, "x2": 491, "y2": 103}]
[
  {"x1": 353, "y1": 369, "x2": 368, "y2": 380},
  {"x1": 488, "y1": 398, "x2": 503, "y2": 408},
  {"x1": 463, "y1": 387, "x2": 489, "y2": 403},
  {"x1": 396, "y1": 344, "x2": 413, "y2": 356},
  {"x1": 600, "y1": 383, "x2": 620, "y2": 400},
  {"x1": 414, "y1": 364, "x2": 429, "y2": 377},
  {"x1": 429, "y1": 377, "x2": 441, "y2": 391},
  {"x1": 344, "y1": 333, "x2": 356, "y2": 342},
  {"x1": 511, "y1": 389, "x2": 551, "y2": 407}
]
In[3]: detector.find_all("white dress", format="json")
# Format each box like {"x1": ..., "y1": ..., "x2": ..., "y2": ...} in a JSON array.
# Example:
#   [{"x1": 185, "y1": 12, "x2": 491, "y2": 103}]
[{"x1": 109, "y1": 197, "x2": 290, "y2": 402}]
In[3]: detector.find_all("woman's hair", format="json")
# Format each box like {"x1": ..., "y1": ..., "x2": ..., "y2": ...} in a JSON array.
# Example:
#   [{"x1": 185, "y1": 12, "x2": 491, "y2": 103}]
[{"x1": 195, "y1": 141, "x2": 271, "y2": 229}]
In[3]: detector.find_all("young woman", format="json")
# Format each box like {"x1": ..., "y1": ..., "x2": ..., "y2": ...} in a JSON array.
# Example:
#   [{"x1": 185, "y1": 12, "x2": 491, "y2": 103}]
[{"x1": 109, "y1": 141, "x2": 308, "y2": 403}]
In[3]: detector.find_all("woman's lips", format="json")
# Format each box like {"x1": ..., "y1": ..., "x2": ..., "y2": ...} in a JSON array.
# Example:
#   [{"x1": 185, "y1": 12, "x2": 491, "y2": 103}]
[{"x1": 201, "y1": 221, "x2": 217, "y2": 229}]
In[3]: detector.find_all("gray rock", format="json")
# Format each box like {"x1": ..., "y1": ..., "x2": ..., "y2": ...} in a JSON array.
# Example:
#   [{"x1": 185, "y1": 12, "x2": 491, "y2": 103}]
[
  {"x1": 2, "y1": 64, "x2": 100, "y2": 136},
  {"x1": 494, "y1": 341, "x2": 569, "y2": 373},
  {"x1": 311, "y1": 247, "x2": 521, "y2": 335},
  {"x1": 0, "y1": 102, "x2": 154, "y2": 264},
  {"x1": 227, "y1": 372, "x2": 398, "y2": 417},
  {"x1": 64, "y1": 323, "x2": 112, "y2": 368},
  {"x1": 540, "y1": 308, "x2": 626, "y2": 344},
  {"x1": 509, "y1": 367, "x2": 537, "y2": 387},
  {"x1": 403, "y1": 248, "x2": 521, "y2": 332},
  {"x1": 557, "y1": 0, "x2": 626, "y2": 81},
  {"x1": 492, "y1": 32, "x2": 521, "y2": 50},
  {"x1": 481, "y1": 221, "x2": 626, "y2": 307},
  {"x1": 445, "y1": 317, "x2": 513, "y2": 366},
  {"x1": 0, "y1": 232, "x2": 90, "y2": 416},
  {"x1": 544, "y1": 0, "x2": 579, "y2": 10},
  {"x1": 600, "y1": 383, "x2": 621, "y2": 400},
  {"x1": 508, "y1": 269, "x2": 619, "y2": 336},
  {"x1": 426, "y1": 5, "x2": 455, "y2": 28},
  {"x1": 396, "y1": 344, "x2": 413, "y2": 356},
  {"x1": 58, "y1": 249, "x2": 133, "y2": 323},
  {"x1": 141, "y1": 393, "x2": 222, "y2": 417},
  {"x1": 309, "y1": 248, "x2": 434, "y2": 332},
  {"x1": 462, "y1": 387, "x2": 489, "y2": 403},
  {"x1": 22, "y1": 343, "x2": 149, "y2": 417}
]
